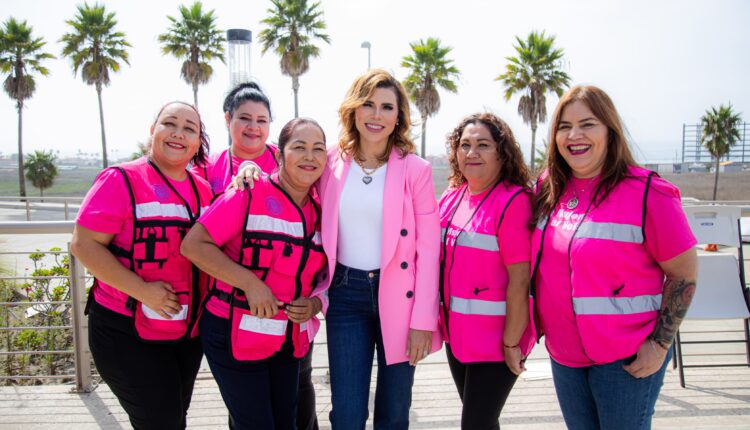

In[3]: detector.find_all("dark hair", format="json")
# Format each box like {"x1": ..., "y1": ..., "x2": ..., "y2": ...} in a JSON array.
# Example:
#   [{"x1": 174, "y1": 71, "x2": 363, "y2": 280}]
[
  {"x1": 223, "y1": 81, "x2": 272, "y2": 120},
  {"x1": 532, "y1": 85, "x2": 638, "y2": 225},
  {"x1": 277, "y1": 117, "x2": 326, "y2": 160},
  {"x1": 338, "y1": 69, "x2": 414, "y2": 162},
  {"x1": 151, "y1": 101, "x2": 210, "y2": 166},
  {"x1": 446, "y1": 112, "x2": 530, "y2": 188}
]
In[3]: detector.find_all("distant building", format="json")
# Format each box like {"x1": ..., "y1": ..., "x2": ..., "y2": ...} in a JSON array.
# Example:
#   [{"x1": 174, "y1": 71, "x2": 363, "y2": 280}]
[{"x1": 682, "y1": 123, "x2": 750, "y2": 164}]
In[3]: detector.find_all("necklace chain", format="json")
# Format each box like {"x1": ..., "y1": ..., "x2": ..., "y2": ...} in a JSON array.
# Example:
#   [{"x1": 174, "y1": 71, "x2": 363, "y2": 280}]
[
  {"x1": 354, "y1": 156, "x2": 385, "y2": 184},
  {"x1": 566, "y1": 177, "x2": 597, "y2": 210},
  {"x1": 354, "y1": 156, "x2": 385, "y2": 174}
]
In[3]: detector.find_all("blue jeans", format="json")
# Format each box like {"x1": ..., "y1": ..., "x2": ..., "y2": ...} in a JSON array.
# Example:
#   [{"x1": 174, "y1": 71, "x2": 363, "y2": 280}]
[
  {"x1": 551, "y1": 348, "x2": 673, "y2": 430},
  {"x1": 326, "y1": 263, "x2": 416, "y2": 430},
  {"x1": 200, "y1": 310, "x2": 300, "y2": 430}
]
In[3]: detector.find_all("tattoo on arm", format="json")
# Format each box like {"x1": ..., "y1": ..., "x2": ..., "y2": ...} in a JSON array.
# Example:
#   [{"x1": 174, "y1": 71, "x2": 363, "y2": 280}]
[{"x1": 651, "y1": 278, "x2": 697, "y2": 349}]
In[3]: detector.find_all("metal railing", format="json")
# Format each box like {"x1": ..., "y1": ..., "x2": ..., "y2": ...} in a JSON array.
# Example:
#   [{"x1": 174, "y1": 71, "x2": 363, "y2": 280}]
[
  {"x1": 0, "y1": 221, "x2": 93, "y2": 392},
  {"x1": 0, "y1": 196, "x2": 83, "y2": 221}
]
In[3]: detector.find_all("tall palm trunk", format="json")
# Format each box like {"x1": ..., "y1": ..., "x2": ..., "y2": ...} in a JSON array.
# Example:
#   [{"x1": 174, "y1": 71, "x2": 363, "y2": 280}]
[
  {"x1": 192, "y1": 82, "x2": 199, "y2": 107},
  {"x1": 16, "y1": 100, "x2": 26, "y2": 197},
  {"x1": 421, "y1": 119, "x2": 427, "y2": 159},
  {"x1": 530, "y1": 122, "x2": 538, "y2": 172},
  {"x1": 96, "y1": 84, "x2": 108, "y2": 169},
  {"x1": 712, "y1": 156, "x2": 721, "y2": 200},
  {"x1": 292, "y1": 75, "x2": 299, "y2": 118}
]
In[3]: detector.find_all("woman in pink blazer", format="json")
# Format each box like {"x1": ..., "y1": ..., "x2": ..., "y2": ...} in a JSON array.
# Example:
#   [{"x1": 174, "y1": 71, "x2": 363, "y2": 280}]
[
  {"x1": 231, "y1": 69, "x2": 441, "y2": 429},
  {"x1": 320, "y1": 69, "x2": 441, "y2": 429}
]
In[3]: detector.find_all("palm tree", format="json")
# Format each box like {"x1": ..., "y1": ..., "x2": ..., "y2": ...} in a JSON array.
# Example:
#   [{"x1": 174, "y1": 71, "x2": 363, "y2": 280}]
[
  {"x1": 0, "y1": 18, "x2": 54, "y2": 197},
  {"x1": 259, "y1": 0, "x2": 330, "y2": 117},
  {"x1": 497, "y1": 30, "x2": 571, "y2": 171},
  {"x1": 60, "y1": 2, "x2": 130, "y2": 169},
  {"x1": 402, "y1": 37, "x2": 460, "y2": 158},
  {"x1": 158, "y1": 1, "x2": 225, "y2": 107},
  {"x1": 24, "y1": 150, "x2": 58, "y2": 198},
  {"x1": 701, "y1": 104, "x2": 742, "y2": 200}
]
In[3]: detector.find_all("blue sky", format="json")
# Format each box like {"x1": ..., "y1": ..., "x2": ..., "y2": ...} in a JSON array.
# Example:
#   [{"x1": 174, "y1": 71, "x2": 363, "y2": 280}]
[{"x1": 1, "y1": 0, "x2": 748, "y2": 163}]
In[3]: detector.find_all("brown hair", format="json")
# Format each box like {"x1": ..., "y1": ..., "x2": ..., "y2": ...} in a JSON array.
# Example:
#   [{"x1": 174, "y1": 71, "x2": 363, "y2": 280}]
[
  {"x1": 532, "y1": 85, "x2": 638, "y2": 224},
  {"x1": 338, "y1": 69, "x2": 415, "y2": 162},
  {"x1": 446, "y1": 112, "x2": 530, "y2": 188},
  {"x1": 151, "y1": 101, "x2": 210, "y2": 166},
  {"x1": 277, "y1": 117, "x2": 326, "y2": 158}
]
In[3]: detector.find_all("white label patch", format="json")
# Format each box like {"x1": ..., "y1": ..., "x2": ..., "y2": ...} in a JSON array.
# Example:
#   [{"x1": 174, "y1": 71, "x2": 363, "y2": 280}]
[{"x1": 238, "y1": 314, "x2": 288, "y2": 336}]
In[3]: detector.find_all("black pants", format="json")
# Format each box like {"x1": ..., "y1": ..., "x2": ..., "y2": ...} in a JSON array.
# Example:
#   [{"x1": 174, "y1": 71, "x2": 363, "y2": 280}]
[
  {"x1": 88, "y1": 300, "x2": 203, "y2": 430},
  {"x1": 298, "y1": 345, "x2": 319, "y2": 430},
  {"x1": 446, "y1": 344, "x2": 518, "y2": 430},
  {"x1": 201, "y1": 310, "x2": 300, "y2": 430}
]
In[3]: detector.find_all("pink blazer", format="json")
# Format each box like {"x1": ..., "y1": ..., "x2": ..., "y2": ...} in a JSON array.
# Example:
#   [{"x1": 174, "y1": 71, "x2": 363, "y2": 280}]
[{"x1": 316, "y1": 147, "x2": 442, "y2": 364}]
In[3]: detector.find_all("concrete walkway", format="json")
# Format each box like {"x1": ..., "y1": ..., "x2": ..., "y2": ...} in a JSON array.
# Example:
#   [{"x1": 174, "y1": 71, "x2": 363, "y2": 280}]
[{"x1": 1, "y1": 318, "x2": 749, "y2": 430}]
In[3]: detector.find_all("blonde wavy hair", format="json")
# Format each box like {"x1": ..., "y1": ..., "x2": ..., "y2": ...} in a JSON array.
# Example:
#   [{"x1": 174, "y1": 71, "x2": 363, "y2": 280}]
[{"x1": 338, "y1": 69, "x2": 415, "y2": 162}]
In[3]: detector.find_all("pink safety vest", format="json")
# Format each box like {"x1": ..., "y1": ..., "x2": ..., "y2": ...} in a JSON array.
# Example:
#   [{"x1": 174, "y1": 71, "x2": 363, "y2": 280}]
[
  {"x1": 531, "y1": 166, "x2": 662, "y2": 364},
  {"x1": 89, "y1": 157, "x2": 213, "y2": 343},
  {"x1": 207, "y1": 175, "x2": 327, "y2": 362},
  {"x1": 439, "y1": 182, "x2": 536, "y2": 363},
  {"x1": 200, "y1": 146, "x2": 278, "y2": 194}
]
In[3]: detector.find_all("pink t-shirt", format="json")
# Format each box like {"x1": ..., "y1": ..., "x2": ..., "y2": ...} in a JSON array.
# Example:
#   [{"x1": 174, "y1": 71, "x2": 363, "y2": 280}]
[
  {"x1": 193, "y1": 146, "x2": 278, "y2": 193},
  {"x1": 443, "y1": 186, "x2": 531, "y2": 269},
  {"x1": 198, "y1": 179, "x2": 316, "y2": 318},
  {"x1": 77, "y1": 168, "x2": 200, "y2": 315},
  {"x1": 538, "y1": 175, "x2": 697, "y2": 367}
]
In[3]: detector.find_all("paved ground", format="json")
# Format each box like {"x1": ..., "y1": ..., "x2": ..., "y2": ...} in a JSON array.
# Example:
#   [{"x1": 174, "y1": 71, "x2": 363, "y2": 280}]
[{"x1": 1, "y1": 318, "x2": 749, "y2": 430}]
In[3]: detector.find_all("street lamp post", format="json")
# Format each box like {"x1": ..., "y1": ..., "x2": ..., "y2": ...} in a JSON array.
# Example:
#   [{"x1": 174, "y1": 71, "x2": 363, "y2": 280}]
[
  {"x1": 227, "y1": 29, "x2": 253, "y2": 89},
  {"x1": 227, "y1": 29, "x2": 252, "y2": 146},
  {"x1": 361, "y1": 41, "x2": 371, "y2": 70}
]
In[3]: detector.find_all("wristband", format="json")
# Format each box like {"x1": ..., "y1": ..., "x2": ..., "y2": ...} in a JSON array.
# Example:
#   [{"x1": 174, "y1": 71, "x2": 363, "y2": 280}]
[{"x1": 503, "y1": 342, "x2": 519, "y2": 349}]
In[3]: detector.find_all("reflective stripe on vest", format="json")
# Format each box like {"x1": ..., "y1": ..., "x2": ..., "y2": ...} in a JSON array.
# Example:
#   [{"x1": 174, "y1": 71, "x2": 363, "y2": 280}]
[
  {"x1": 135, "y1": 202, "x2": 210, "y2": 220},
  {"x1": 440, "y1": 228, "x2": 499, "y2": 252},
  {"x1": 572, "y1": 294, "x2": 662, "y2": 315},
  {"x1": 238, "y1": 314, "x2": 288, "y2": 335},
  {"x1": 575, "y1": 221, "x2": 643, "y2": 244},
  {"x1": 450, "y1": 296, "x2": 506, "y2": 316},
  {"x1": 247, "y1": 213, "x2": 305, "y2": 237}
]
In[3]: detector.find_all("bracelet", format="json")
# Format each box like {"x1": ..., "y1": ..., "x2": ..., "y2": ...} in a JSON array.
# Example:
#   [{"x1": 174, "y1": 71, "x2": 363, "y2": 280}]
[{"x1": 502, "y1": 342, "x2": 519, "y2": 349}]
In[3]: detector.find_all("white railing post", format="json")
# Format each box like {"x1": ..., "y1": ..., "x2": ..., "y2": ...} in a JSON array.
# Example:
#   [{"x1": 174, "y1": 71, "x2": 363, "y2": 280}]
[{"x1": 68, "y1": 242, "x2": 94, "y2": 393}]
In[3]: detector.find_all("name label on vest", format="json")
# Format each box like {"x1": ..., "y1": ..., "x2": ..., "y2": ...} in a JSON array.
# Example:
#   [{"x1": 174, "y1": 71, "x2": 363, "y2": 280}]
[
  {"x1": 239, "y1": 314, "x2": 288, "y2": 336},
  {"x1": 142, "y1": 304, "x2": 189, "y2": 321}
]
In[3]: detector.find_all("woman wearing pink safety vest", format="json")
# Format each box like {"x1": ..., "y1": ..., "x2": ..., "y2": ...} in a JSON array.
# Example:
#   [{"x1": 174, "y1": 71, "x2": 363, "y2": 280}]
[
  {"x1": 181, "y1": 118, "x2": 328, "y2": 430},
  {"x1": 439, "y1": 113, "x2": 535, "y2": 429},
  {"x1": 531, "y1": 85, "x2": 698, "y2": 430},
  {"x1": 71, "y1": 102, "x2": 213, "y2": 430},
  {"x1": 192, "y1": 81, "x2": 278, "y2": 195}
]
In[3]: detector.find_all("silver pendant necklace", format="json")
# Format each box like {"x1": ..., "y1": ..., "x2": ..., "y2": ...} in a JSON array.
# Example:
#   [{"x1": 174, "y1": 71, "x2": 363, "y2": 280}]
[
  {"x1": 354, "y1": 157, "x2": 385, "y2": 185},
  {"x1": 566, "y1": 177, "x2": 596, "y2": 210}
]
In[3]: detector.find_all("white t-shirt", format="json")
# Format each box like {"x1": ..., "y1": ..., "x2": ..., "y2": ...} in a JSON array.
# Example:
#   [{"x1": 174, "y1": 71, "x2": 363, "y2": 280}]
[{"x1": 336, "y1": 163, "x2": 387, "y2": 270}]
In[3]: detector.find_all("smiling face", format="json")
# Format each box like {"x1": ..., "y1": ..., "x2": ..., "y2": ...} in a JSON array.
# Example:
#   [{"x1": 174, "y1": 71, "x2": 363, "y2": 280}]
[
  {"x1": 555, "y1": 100, "x2": 609, "y2": 178},
  {"x1": 354, "y1": 87, "x2": 399, "y2": 150},
  {"x1": 149, "y1": 103, "x2": 201, "y2": 170},
  {"x1": 457, "y1": 122, "x2": 501, "y2": 193},
  {"x1": 279, "y1": 123, "x2": 327, "y2": 192},
  {"x1": 226, "y1": 100, "x2": 271, "y2": 160}
]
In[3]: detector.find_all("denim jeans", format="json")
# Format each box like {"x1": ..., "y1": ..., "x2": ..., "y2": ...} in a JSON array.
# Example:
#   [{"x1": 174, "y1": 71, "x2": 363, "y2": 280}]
[
  {"x1": 200, "y1": 310, "x2": 300, "y2": 430},
  {"x1": 550, "y1": 348, "x2": 673, "y2": 430},
  {"x1": 326, "y1": 263, "x2": 416, "y2": 430}
]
